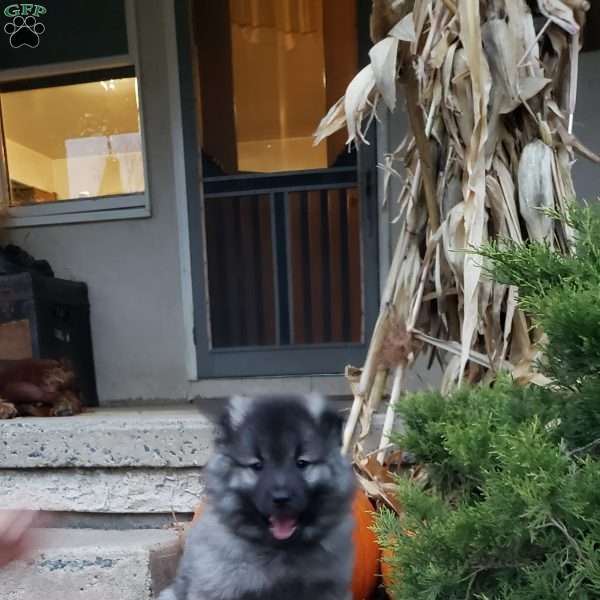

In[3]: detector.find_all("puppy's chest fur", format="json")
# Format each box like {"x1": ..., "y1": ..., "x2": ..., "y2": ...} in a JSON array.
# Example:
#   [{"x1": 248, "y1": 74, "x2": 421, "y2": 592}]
[{"x1": 176, "y1": 511, "x2": 352, "y2": 600}]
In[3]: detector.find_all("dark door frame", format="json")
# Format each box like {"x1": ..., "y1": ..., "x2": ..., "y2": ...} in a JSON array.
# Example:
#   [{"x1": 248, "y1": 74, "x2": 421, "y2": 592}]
[{"x1": 175, "y1": 0, "x2": 379, "y2": 378}]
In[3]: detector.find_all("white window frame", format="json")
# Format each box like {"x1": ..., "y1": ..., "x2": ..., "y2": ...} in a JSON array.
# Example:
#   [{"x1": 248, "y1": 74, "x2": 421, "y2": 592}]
[{"x1": 0, "y1": 0, "x2": 151, "y2": 228}]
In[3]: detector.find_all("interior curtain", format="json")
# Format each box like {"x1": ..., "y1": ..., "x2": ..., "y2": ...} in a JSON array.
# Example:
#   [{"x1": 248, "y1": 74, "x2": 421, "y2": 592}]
[
  {"x1": 110, "y1": 133, "x2": 144, "y2": 194},
  {"x1": 65, "y1": 136, "x2": 108, "y2": 199}
]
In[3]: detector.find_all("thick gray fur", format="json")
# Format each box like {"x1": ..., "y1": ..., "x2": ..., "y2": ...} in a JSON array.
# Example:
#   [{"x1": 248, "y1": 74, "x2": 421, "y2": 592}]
[{"x1": 158, "y1": 394, "x2": 355, "y2": 600}]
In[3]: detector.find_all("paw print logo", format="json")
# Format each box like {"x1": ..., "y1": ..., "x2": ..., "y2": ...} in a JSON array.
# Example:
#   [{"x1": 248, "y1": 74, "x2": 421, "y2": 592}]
[{"x1": 4, "y1": 15, "x2": 45, "y2": 48}]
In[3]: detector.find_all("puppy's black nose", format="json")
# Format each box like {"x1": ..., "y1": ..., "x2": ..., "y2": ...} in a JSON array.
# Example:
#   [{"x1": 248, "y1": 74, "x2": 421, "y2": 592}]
[{"x1": 271, "y1": 489, "x2": 290, "y2": 506}]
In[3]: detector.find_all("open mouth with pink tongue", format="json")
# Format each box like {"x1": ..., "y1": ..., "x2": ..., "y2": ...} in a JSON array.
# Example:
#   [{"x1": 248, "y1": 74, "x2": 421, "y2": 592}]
[{"x1": 268, "y1": 516, "x2": 298, "y2": 541}]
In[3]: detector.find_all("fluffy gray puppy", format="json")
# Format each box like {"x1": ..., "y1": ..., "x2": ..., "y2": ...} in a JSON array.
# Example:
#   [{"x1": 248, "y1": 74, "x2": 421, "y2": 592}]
[{"x1": 158, "y1": 394, "x2": 355, "y2": 600}]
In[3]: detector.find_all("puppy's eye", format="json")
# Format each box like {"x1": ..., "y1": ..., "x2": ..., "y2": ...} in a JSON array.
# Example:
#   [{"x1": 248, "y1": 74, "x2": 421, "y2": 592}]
[
  {"x1": 247, "y1": 460, "x2": 263, "y2": 471},
  {"x1": 296, "y1": 459, "x2": 310, "y2": 469}
]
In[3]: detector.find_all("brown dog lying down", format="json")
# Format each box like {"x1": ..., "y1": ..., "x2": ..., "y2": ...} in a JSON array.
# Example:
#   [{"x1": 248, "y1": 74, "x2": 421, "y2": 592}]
[{"x1": 0, "y1": 359, "x2": 81, "y2": 419}]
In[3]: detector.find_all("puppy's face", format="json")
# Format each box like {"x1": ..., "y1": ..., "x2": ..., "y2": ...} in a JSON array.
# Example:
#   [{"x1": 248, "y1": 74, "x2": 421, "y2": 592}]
[{"x1": 206, "y1": 395, "x2": 354, "y2": 546}]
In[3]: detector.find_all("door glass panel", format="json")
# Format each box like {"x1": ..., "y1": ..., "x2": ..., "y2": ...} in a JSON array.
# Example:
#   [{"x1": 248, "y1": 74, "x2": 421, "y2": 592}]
[{"x1": 195, "y1": 0, "x2": 358, "y2": 176}]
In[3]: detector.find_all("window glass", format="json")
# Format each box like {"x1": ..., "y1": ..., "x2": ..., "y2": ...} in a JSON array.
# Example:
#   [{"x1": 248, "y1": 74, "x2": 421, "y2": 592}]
[{"x1": 1, "y1": 74, "x2": 144, "y2": 206}]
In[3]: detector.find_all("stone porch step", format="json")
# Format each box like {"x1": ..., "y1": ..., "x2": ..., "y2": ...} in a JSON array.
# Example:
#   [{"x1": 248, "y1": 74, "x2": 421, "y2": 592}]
[
  {"x1": 0, "y1": 467, "x2": 205, "y2": 514},
  {"x1": 0, "y1": 406, "x2": 213, "y2": 515},
  {"x1": 0, "y1": 405, "x2": 214, "y2": 468},
  {"x1": 0, "y1": 528, "x2": 182, "y2": 600}
]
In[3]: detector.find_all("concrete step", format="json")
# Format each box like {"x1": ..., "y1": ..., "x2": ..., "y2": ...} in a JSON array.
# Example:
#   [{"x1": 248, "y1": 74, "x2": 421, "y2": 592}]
[
  {"x1": 0, "y1": 467, "x2": 204, "y2": 514},
  {"x1": 0, "y1": 405, "x2": 214, "y2": 468},
  {"x1": 0, "y1": 406, "x2": 212, "y2": 515},
  {"x1": 0, "y1": 528, "x2": 183, "y2": 600}
]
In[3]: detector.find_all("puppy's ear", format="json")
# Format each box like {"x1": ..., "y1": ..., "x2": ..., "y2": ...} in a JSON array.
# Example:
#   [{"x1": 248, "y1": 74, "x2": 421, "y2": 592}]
[
  {"x1": 214, "y1": 410, "x2": 232, "y2": 446},
  {"x1": 320, "y1": 408, "x2": 344, "y2": 446},
  {"x1": 215, "y1": 395, "x2": 251, "y2": 445},
  {"x1": 306, "y1": 394, "x2": 344, "y2": 446}
]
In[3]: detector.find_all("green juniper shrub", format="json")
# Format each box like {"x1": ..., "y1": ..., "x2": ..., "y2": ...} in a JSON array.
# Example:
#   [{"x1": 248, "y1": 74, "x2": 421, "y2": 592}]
[{"x1": 377, "y1": 205, "x2": 600, "y2": 599}]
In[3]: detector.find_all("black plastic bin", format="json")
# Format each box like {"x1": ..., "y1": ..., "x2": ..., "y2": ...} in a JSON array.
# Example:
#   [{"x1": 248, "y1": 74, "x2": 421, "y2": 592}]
[{"x1": 0, "y1": 272, "x2": 98, "y2": 406}]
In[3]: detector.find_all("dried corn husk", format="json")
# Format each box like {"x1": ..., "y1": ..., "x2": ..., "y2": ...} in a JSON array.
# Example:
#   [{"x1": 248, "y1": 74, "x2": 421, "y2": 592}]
[
  {"x1": 518, "y1": 140, "x2": 555, "y2": 243},
  {"x1": 314, "y1": 0, "x2": 599, "y2": 505}
]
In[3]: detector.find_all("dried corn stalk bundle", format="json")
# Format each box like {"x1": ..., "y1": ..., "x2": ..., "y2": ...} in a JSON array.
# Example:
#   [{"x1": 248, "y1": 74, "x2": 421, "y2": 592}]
[{"x1": 315, "y1": 0, "x2": 599, "y2": 503}]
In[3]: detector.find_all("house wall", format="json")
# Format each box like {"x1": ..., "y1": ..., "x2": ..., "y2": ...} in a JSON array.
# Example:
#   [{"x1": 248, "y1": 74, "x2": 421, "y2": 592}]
[{"x1": 573, "y1": 50, "x2": 600, "y2": 199}]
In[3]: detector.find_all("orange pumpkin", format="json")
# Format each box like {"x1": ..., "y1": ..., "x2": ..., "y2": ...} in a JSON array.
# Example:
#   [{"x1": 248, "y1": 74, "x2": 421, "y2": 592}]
[
  {"x1": 381, "y1": 530, "x2": 415, "y2": 593},
  {"x1": 381, "y1": 545, "x2": 394, "y2": 591},
  {"x1": 351, "y1": 489, "x2": 381, "y2": 600},
  {"x1": 191, "y1": 489, "x2": 382, "y2": 600}
]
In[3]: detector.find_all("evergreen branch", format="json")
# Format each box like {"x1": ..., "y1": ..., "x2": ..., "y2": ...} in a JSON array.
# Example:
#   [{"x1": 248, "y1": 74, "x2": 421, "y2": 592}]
[
  {"x1": 547, "y1": 518, "x2": 584, "y2": 562},
  {"x1": 568, "y1": 437, "x2": 600, "y2": 457},
  {"x1": 463, "y1": 561, "x2": 524, "y2": 599},
  {"x1": 464, "y1": 566, "x2": 484, "y2": 600}
]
